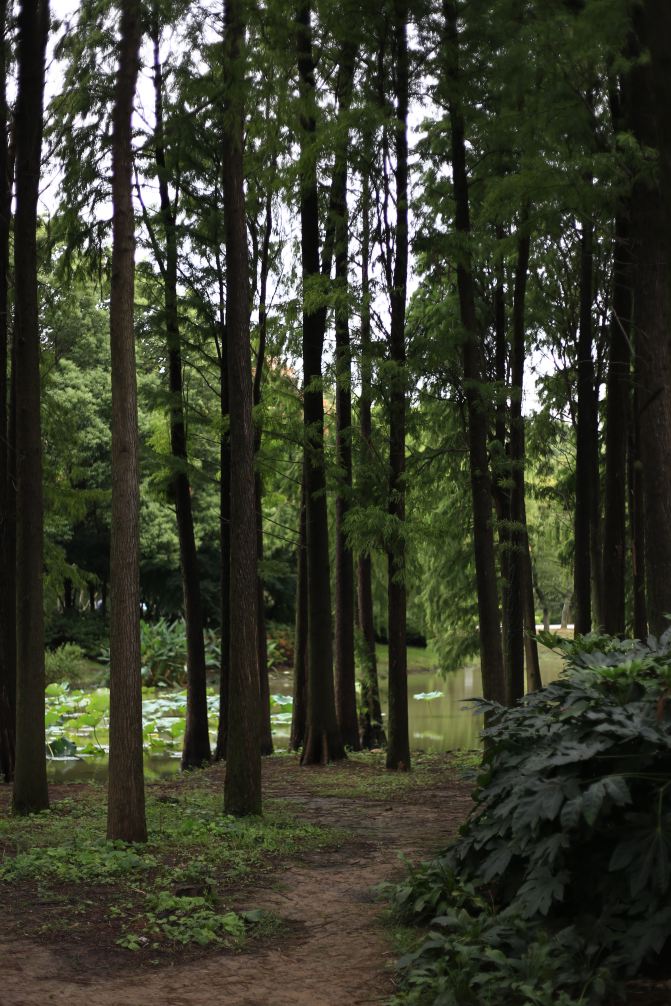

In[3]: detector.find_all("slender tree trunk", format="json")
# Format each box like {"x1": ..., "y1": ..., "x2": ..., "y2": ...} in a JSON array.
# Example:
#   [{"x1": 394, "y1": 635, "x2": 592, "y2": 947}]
[
  {"x1": 630, "y1": 1, "x2": 671, "y2": 636},
  {"x1": 106, "y1": 0, "x2": 146, "y2": 842},
  {"x1": 573, "y1": 218, "x2": 594, "y2": 636},
  {"x1": 290, "y1": 481, "x2": 307, "y2": 751},
  {"x1": 12, "y1": 0, "x2": 49, "y2": 815},
  {"x1": 0, "y1": 0, "x2": 14, "y2": 784},
  {"x1": 358, "y1": 169, "x2": 385, "y2": 750},
  {"x1": 222, "y1": 0, "x2": 261, "y2": 815},
  {"x1": 509, "y1": 229, "x2": 541, "y2": 694},
  {"x1": 295, "y1": 0, "x2": 344, "y2": 766},
  {"x1": 333, "y1": 43, "x2": 360, "y2": 751},
  {"x1": 492, "y1": 244, "x2": 510, "y2": 676},
  {"x1": 603, "y1": 214, "x2": 632, "y2": 636},
  {"x1": 254, "y1": 186, "x2": 274, "y2": 758},
  {"x1": 505, "y1": 230, "x2": 529, "y2": 703},
  {"x1": 385, "y1": 0, "x2": 410, "y2": 771},
  {"x1": 445, "y1": 0, "x2": 505, "y2": 706},
  {"x1": 215, "y1": 308, "x2": 231, "y2": 760},
  {"x1": 150, "y1": 22, "x2": 210, "y2": 770},
  {"x1": 630, "y1": 374, "x2": 647, "y2": 638}
]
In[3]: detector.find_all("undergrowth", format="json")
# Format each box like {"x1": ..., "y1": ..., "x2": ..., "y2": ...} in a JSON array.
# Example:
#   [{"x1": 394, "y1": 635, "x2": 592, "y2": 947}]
[
  {"x1": 0, "y1": 778, "x2": 344, "y2": 954},
  {"x1": 389, "y1": 631, "x2": 671, "y2": 1005}
]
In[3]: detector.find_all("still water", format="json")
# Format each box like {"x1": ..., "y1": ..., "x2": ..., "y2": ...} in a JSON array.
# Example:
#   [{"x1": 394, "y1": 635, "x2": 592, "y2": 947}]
[{"x1": 47, "y1": 654, "x2": 563, "y2": 783}]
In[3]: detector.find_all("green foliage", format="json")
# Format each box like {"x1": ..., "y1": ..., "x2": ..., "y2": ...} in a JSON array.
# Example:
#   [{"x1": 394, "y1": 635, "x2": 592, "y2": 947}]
[
  {"x1": 44, "y1": 643, "x2": 90, "y2": 686},
  {"x1": 140, "y1": 890, "x2": 245, "y2": 947},
  {"x1": 390, "y1": 634, "x2": 671, "y2": 1004},
  {"x1": 0, "y1": 783, "x2": 342, "y2": 954},
  {"x1": 44, "y1": 612, "x2": 109, "y2": 659},
  {"x1": 0, "y1": 842, "x2": 156, "y2": 885}
]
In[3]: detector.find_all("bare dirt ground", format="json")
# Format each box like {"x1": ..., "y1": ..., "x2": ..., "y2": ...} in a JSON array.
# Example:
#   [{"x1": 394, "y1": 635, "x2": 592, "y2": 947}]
[
  {"x1": 0, "y1": 757, "x2": 668, "y2": 1006},
  {"x1": 0, "y1": 757, "x2": 473, "y2": 1006}
]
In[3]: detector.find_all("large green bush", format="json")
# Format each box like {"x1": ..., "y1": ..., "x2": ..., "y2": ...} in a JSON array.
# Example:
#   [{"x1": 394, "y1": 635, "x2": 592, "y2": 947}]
[{"x1": 391, "y1": 633, "x2": 671, "y2": 1005}]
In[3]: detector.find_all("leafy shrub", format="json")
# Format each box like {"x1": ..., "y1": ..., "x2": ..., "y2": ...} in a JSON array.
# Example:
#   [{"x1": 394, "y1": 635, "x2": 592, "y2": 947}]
[
  {"x1": 139, "y1": 618, "x2": 188, "y2": 686},
  {"x1": 44, "y1": 643, "x2": 89, "y2": 685},
  {"x1": 45, "y1": 611, "x2": 109, "y2": 659},
  {"x1": 266, "y1": 622, "x2": 294, "y2": 668},
  {"x1": 390, "y1": 633, "x2": 671, "y2": 1005}
]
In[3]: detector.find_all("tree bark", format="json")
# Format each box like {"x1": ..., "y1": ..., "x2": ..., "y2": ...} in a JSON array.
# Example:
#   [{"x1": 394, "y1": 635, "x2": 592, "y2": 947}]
[
  {"x1": 385, "y1": 0, "x2": 410, "y2": 772},
  {"x1": 333, "y1": 42, "x2": 360, "y2": 751},
  {"x1": 573, "y1": 218, "x2": 595, "y2": 636},
  {"x1": 506, "y1": 230, "x2": 530, "y2": 703},
  {"x1": 0, "y1": 0, "x2": 14, "y2": 783},
  {"x1": 12, "y1": 0, "x2": 49, "y2": 815},
  {"x1": 150, "y1": 19, "x2": 210, "y2": 770},
  {"x1": 254, "y1": 186, "x2": 274, "y2": 758},
  {"x1": 215, "y1": 308, "x2": 231, "y2": 760},
  {"x1": 358, "y1": 164, "x2": 385, "y2": 750},
  {"x1": 444, "y1": 0, "x2": 505, "y2": 706},
  {"x1": 602, "y1": 214, "x2": 632, "y2": 636},
  {"x1": 106, "y1": 0, "x2": 146, "y2": 842},
  {"x1": 290, "y1": 480, "x2": 307, "y2": 751},
  {"x1": 222, "y1": 0, "x2": 262, "y2": 815},
  {"x1": 295, "y1": 0, "x2": 344, "y2": 766},
  {"x1": 630, "y1": 0, "x2": 671, "y2": 637}
]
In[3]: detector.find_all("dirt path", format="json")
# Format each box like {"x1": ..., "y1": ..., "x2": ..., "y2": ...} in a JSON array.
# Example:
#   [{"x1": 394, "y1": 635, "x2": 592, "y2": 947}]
[{"x1": 0, "y1": 761, "x2": 473, "y2": 1006}]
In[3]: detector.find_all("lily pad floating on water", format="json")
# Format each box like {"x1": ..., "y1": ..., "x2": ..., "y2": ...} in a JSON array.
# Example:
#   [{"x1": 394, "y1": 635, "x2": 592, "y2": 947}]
[
  {"x1": 412, "y1": 691, "x2": 444, "y2": 701},
  {"x1": 46, "y1": 735, "x2": 78, "y2": 759}
]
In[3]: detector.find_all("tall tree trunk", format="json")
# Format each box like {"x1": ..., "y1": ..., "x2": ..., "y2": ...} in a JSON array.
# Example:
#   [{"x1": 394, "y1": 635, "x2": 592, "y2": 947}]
[
  {"x1": 509, "y1": 229, "x2": 535, "y2": 700},
  {"x1": 295, "y1": 0, "x2": 344, "y2": 766},
  {"x1": 222, "y1": 0, "x2": 262, "y2": 816},
  {"x1": 630, "y1": 1, "x2": 671, "y2": 637},
  {"x1": 630, "y1": 374, "x2": 647, "y2": 638},
  {"x1": 385, "y1": 0, "x2": 410, "y2": 772},
  {"x1": 215, "y1": 304, "x2": 231, "y2": 761},
  {"x1": 150, "y1": 21, "x2": 210, "y2": 770},
  {"x1": 492, "y1": 242, "x2": 510, "y2": 676},
  {"x1": 12, "y1": 0, "x2": 49, "y2": 815},
  {"x1": 573, "y1": 218, "x2": 594, "y2": 636},
  {"x1": 0, "y1": 0, "x2": 14, "y2": 784},
  {"x1": 602, "y1": 214, "x2": 632, "y2": 636},
  {"x1": 333, "y1": 42, "x2": 360, "y2": 751},
  {"x1": 254, "y1": 186, "x2": 274, "y2": 758},
  {"x1": 106, "y1": 0, "x2": 146, "y2": 842},
  {"x1": 290, "y1": 480, "x2": 307, "y2": 751},
  {"x1": 444, "y1": 0, "x2": 505, "y2": 706},
  {"x1": 358, "y1": 166, "x2": 385, "y2": 750}
]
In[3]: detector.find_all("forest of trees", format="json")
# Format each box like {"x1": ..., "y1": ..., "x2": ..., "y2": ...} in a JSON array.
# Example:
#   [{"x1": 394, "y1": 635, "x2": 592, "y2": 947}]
[{"x1": 0, "y1": 0, "x2": 669, "y2": 841}]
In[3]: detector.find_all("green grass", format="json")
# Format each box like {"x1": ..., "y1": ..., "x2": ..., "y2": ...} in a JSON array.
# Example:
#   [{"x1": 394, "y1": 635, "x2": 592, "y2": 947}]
[
  {"x1": 298, "y1": 751, "x2": 458, "y2": 800},
  {"x1": 0, "y1": 777, "x2": 345, "y2": 954},
  {"x1": 375, "y1": 643, "x2": 440, "y2": 674}
]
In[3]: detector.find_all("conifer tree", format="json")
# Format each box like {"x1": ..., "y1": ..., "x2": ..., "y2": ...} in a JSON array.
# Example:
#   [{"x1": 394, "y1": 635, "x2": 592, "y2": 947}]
[{"x1": 12, "y1": 0, "x2": 50, "y2": 815}]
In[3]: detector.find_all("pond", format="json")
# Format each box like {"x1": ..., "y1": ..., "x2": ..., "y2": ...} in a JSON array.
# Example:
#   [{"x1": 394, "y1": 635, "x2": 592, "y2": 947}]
[{"x1": 46, "y1": 645, "x2": 564, "y2": 783}]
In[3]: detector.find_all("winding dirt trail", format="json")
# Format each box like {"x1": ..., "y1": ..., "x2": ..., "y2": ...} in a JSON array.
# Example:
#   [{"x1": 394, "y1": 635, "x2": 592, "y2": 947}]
[{"x1": 0, "y1": 760, "x2": 473, "y2": 1006}]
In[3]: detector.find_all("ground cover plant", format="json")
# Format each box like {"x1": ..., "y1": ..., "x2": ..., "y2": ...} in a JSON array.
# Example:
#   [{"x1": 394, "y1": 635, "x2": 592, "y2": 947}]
[
  {"x1": 0, "y1": 773, "x2": 344, "y2": 958},
  {"x1": 389, "y1": 633, "x2": 671, "y2": 1005}
]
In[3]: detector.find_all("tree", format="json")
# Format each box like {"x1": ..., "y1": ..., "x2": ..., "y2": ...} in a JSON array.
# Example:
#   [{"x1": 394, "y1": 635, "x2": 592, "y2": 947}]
[
  {"x1": 12, "y1": 0, "x2": 50, "y2": 815},
  {"x1": 629, "y1": 0, "x2": 671, "y2": 637},
  {"x1": 0, "y1": 0, "x2": 14, "y2": 783},
  {"x1": 444, "y1": 0, "x2": 505, "y2": 707},
  {"x1": 222, "y1": 0, "x2": 262, "y2": 816},
  {"x1": 106, "y1": 0, "x2": 147, "y2": 843},
  {"x1": 295, "y1": 0, "x2": 344, "y2": 766},
  {"x1": 385, "y1": 0, "x2": 410, "y2": 771},
  {"x1": 332, "y1": 37, "x2": 360, "y2": 752},
  {"x1": 147, "y1": 12, "x2": 211, "y2": 769}
]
